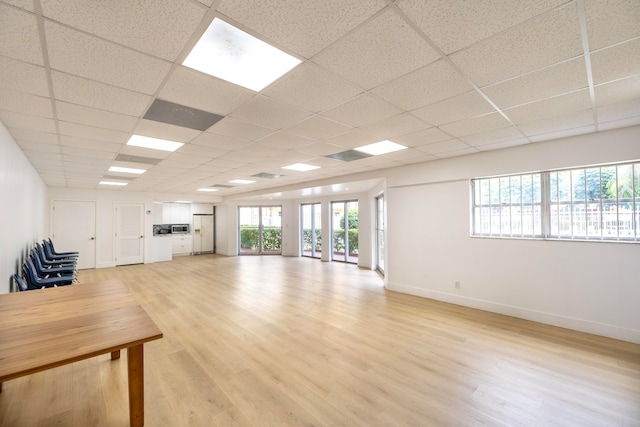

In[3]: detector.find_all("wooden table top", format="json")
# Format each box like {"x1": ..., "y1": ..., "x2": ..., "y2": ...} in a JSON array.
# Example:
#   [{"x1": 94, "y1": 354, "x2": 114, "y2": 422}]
[{"x1": 0, "y1": 279, "x2": 163, "y2": 382}]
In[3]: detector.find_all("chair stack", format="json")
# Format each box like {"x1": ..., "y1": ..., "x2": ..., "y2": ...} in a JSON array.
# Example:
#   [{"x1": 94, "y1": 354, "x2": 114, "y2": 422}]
[{"x1": 13, "y1": 239, "x2": 79, "y2": 291}]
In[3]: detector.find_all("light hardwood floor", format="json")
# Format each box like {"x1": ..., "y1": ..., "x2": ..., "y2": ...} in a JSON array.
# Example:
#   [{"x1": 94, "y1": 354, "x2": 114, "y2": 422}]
[{"x1": 1, "y1": 255, "x2": 639, "y2": 426}]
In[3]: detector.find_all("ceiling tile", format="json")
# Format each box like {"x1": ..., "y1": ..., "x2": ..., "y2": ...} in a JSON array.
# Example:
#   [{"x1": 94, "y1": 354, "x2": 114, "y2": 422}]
[
  {"x1": 60, "y1": 135, "x2": 122, "y2": 153},
  {"x1": 314, "y1": 9, "x2": 440, "y2": 89},
  {"x1": 439, "y1": 112, "x2": 512, "y2": 138},
  {"x1": 528, "y1": 124, "x2": 596, "y2": 143},
  {"x1": 519, "y1": 109, "x2": 595, "y2": 137},
  {"x1": 118, "y1": 145, "x2": 173, "y2": 160},
  {"x1": 296, "y1": 142, "x2": 346, "y2": 156},
  {"x1": 229, "y1": 95, "x2": 312, "y2": 129},
  {"x1": 461, "y1": 126, "x2": 526, "y2": 147},
  {"x1": 476, "y1": 138, "x2": 530, "y2": 152},
  {"x1": 398, "y1": 0, "x2": 566, "y2": 54},
  {"x1": 45, "y1": 21, "x2": 171, "y2": 94},
  {"x1": 164, "y1": 152, "x2": 211, "y2": 165},
  {"x1": 0, "y1": 110, "x2": 56, "y2": 133},
  {"x1": 392, "y1": 127, "x2": 453, "y2": 147},
  {"x1": 594, "y1": 75, "x2": 640, "y2": 107},
  {"x1": 597, "y1": 98, "x2": 640, "y2": 124},
  {"x1": 482, "y1": 57, "x2": 588, "y2": 109},
  {"x1": 61, "y1": 146, "x2": 116, "y2": 159},
  {"x1": 8, "y1": 127, "x2": 58, "y2": 144},
  {"x1": 17, "y1": 140, "x2": 60, "y2": 153},
  {"x1": 0, "y1": 87, "x2": 53, "y2": 118},
  {"x1": 55, "y1": 101, "x2": 137, "y2": 132},
  {"x1": 321, "y1": 93, "x2": 401, "y2": 128},
  {"x1": 415, "y1": 139, "x2": 471, "y2": 155},
  {"x1": 190, "y1": 132, "x2": 250, "y2": 152},
  {"x1": 411, "y1": 90, "x2": 494, "y2": 126},
  {"x1": 371, "y1": 59, "x2": 472, "y2": 110},
  {"x1": 285, "y1": 116, "x2": 352, "y2": 140},
  {"x1": 258, "y1": 132, "x2": 315, "y2": 150},
  {"x1": 434, "y1": 147, "x2": 479, "y2": 159},
  {"x1": 597, "y1": 115, "x2": 640, "y2": 131},
  {"x1": 0, "y1": 56, "x2": 49, "y2": 97},
  {"x1": 585, "y1": 0, "x2": 640, "y2": 51},
  {"x1": 263, "y1": 61, "x2": 363, "y2": 113},
  {"x1": 58, "y1": 121, "x2": 129, "y2": 143},
  {"x1": 0, "y1": 4, "x2": 43, "y2": 65},
  {"x1": 207, "y1": 117, "x2": 275, "y2": 142},
  {"x1": 321, "y1": 129, "x2": 380, "y2": 149},
  {"x1": 51, "y1": 71, "x2": 151, "y2": 116},
  {"x1": 177, "y1": 144, "x2": 229, "y2": 158},
  {"x1": 159, "y1": 66, "x2": 256, "y2": 116},
  {"x1": 359, "y1": 113, "x2": 430, "y2": 140},
  {"x1": 217, "y1": 0, "x2": 386, "y2": 58},
  {"x1": 590, "y1": 38, "x2": 640, "y2": 85},
  {"x1": 40, "y1": 0, "x2": 207, "y2": 61},
  {"x1": 504, "y1": 89, "x2": 592, "y2": 124},
  {"x1": 450, "y1": 3, "x2": 583, "y2": 86}
]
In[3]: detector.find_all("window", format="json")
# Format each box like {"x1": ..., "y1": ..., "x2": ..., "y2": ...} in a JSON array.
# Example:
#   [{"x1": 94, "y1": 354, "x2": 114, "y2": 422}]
[{"x1": 471, "y1": 161, "x2": 640, "y2": 242}]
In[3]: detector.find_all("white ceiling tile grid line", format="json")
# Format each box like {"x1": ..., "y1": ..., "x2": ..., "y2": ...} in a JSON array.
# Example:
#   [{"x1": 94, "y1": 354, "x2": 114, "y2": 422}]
[{"x1": 0, "y1": 0, "x2": 638, "y2": 198}]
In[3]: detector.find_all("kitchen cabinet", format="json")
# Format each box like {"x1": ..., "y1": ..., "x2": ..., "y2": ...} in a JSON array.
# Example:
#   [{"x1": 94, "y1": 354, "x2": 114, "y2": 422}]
[
  {"x1": 172, "y1": 235, "x2": 192, "y2": 256},
  {"x1": 152, "y1": 202, "x2": 163, "y2": 224},
  {"x1": 192, "y1": 203, "x2": 213, "y2": 215},
  {"x1": 163, "y1": 203, "x2": 191, "y2": 224}
]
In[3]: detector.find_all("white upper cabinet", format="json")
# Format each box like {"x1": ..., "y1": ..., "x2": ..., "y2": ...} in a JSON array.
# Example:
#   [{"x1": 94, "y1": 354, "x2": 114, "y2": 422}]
[{"x1": 162, "y1": 203, "x2": 192, "y2": 224}]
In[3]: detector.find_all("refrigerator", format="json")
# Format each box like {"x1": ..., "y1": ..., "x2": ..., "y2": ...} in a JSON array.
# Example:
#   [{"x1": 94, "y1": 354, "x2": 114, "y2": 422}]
[{"x1": 192, "y1": 214, "x2": 214, "y2": 254}]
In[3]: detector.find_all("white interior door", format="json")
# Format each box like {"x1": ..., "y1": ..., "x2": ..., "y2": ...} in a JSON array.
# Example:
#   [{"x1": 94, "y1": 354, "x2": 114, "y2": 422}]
[
  {"x1": 116, "y1": 202, "x2": 144, "y2": 266},
  {"x1": 52, "y1": 200, "x2": 96, "y2": 269}
]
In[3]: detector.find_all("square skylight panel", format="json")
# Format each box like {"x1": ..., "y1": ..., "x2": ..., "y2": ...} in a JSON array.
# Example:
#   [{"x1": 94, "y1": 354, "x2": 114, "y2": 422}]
[
  {"x1": 127, "y1": 134, "x2": 184, "y2": 152},
  {"x1": 355, "y1": 140, "x2": 408, "y2": 155},
  {"x1": 282, "y1": 163, "x2": 320, "y2": 172},
  {"x1": 183, "y1": 18, "x2": 302, "y2": 92}
]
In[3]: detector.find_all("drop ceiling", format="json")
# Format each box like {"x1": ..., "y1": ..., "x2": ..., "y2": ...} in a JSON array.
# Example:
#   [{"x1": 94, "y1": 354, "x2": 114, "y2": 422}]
[{"x1": 0, "y1": 0, "x2": 639, "y2": 200}]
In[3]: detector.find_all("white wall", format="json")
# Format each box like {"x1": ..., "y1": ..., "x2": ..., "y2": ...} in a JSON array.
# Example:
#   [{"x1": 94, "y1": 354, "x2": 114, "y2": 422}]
[
  {"x1": 385, "y1": 126, "x2": 640, "y2": 343},
  {"x1": 0, "y1": 122, "x2": 48, "y2": 294}
]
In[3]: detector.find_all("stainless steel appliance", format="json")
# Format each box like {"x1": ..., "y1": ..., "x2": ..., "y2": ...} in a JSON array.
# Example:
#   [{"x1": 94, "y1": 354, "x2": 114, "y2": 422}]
[{"x1": 171, "y1": 224, "x2": 189, "y2": 234}]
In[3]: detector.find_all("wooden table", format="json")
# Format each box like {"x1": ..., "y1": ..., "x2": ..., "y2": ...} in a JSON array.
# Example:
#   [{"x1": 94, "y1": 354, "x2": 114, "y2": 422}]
[{"x1": 0, "y1": 279, "x2": 163, "y2": 426}]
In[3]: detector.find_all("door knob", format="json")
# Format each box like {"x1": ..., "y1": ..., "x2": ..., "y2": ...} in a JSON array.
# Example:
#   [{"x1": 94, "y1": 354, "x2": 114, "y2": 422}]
[{"x1": 90, "y1": 237, "x2": 95, "y2": 240}]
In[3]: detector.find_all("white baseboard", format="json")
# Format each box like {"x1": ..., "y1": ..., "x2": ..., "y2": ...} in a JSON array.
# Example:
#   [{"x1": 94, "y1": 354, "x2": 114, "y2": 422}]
[{"x1": 386, "y1": 282, "x2": 640, "y2": 344}]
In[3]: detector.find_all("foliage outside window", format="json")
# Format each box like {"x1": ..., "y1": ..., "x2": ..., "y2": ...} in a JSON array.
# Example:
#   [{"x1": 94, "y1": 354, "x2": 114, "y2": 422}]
[{"x1": 472, "y1": 161, "x2": 640, "y2": 242}]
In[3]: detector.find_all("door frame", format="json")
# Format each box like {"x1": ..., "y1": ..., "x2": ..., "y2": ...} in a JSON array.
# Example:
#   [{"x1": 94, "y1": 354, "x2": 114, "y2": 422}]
[
  {"x1": 238, "y1": 205, "x2": 282, "y2": 255},
  {"x1": 114, "y1": 202, "x2": 145, "y2": 266}
]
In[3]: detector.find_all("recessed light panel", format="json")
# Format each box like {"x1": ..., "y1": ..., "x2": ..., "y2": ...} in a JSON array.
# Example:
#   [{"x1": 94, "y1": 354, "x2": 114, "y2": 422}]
[
  {"x1": 355, "y1": 140, "x2": 408, "y2": 155},
  {"x1": 127, "y1": 134, "x2": 184, "y2": 152},
  {"x1": 282, "y1": 163, "x2": 320, "y2": 172},
  {"x1": 108, "y1": 166, "x2": 146, "y2": 174},
  {"x1": 197, "y1": 188, "x2": 219, "y2": 192},
  {"x1": 183, "y1": 18, "x2": 301, "y2": 92},
  {"x1": 229, "y1": 179, "x2": 256, "y2": 184},
  {"x1": 99, "y1": 181, "x2": 128, "y2": 186}
]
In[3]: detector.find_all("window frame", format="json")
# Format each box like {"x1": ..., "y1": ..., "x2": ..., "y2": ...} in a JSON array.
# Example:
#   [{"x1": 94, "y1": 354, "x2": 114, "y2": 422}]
[{"x1": 471, "y1": 161, "x2": 640, "y2": 243}]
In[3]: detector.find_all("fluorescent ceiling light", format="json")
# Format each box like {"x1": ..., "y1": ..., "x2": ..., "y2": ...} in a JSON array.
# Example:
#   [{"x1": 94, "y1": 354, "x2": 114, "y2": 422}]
[
  {"x1": 174, "y1": 200, "x2": 192, "y2": 203},
  {"x1": 229, "y1": 179, "x2": 256, "y2": 184},
  {"x1": 99, "y1": 181, "x2": 128, "y2": 186},
  {"x1": 108, "y1": 166, "x2": 146, "y2": 174},
  {"x1": 183, "y1": 18, "x2": 301, "y2": 92},
  {"x1": 282, "y1": 163, "x2": 320, "y2": 172},
  {"x1": 197, "y1": 188, "x2": 219, "y2": 192},
  {"x1": 127, "y1": 134, "x2": 184, "y2": 152},
  {"x1": 355, "y1": 140, "x2": 408, "y2": 156}
]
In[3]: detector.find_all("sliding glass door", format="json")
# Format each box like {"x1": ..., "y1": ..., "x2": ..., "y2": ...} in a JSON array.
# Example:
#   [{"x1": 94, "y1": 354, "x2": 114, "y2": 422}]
[
  {"x1": 301, "y1": 203, "x2": 321, "y2": 258},
  {"x1": 239, "y1": 206, "x2": 282, "y2": 255},
  {"x1": 332, "y1": 200, "x2": 358, "y2": 263}
]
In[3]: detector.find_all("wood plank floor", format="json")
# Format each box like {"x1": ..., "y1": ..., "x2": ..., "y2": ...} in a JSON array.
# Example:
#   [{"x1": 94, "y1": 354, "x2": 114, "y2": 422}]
[{"x1": 1, "y1": 255, "x2": 639, "y2": 426}]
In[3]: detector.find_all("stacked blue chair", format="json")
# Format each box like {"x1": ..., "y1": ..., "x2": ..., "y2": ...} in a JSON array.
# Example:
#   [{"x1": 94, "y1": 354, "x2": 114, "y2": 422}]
[
  {"x1": 12, "y1": 274, "x2": 28, "y2": 292},
  {"x1": 22, "y1": 257, "x2": 74, "y2": 289}
]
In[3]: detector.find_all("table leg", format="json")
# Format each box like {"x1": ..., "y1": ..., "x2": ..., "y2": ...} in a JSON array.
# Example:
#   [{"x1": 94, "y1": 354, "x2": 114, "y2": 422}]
[
  {"x1": 127, "y1": 344, "x2": 144, "y2": 427},
  {"x1": 111, "y1": 350, "x2": 121, "y2": 360},
  {"x1": 0, "y1": 382, "x2": 3, "y2": 393}
]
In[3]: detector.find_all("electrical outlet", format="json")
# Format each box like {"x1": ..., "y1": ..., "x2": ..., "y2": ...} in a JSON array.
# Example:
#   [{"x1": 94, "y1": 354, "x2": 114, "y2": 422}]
[{"x1": 455, "y1": 281, "x2": 460, "y2": 289}]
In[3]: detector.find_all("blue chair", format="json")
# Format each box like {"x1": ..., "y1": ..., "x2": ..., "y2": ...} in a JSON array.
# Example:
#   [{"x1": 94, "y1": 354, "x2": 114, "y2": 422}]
[
  {"x1": 43, "y1": 239, "x2": 79, "y2": 258},
  {"x1": 35, "y1": 243, "x2": 76, "y2": 269},
  {"x1": 30, "y1": 249, "x2": 76, "y2": 278},
  {"x1": 22, "y1": 257, "x2": 74, "y2": 288},
  {"x1": 12, "y1": 274, "x2": 29, "y2": 292}
]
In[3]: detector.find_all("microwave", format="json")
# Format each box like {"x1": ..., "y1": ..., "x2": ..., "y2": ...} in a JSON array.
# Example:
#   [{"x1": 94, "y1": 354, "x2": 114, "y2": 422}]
[{"x1": 171, "y1": 224, "x2": 189, "y2": 234}]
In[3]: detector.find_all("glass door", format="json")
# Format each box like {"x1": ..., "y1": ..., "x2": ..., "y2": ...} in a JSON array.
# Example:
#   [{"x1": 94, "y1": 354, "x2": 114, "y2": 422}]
[
  {"x1": 376, "y1": 195, "x2": 385, "y2": 274},
  {"x1": 332, "y1": 200, "x2": 358, "y2": 263},
  {"x1": 239, "y1": 206, "x2": 282, "y2": 255},
  {"x1": 301, "y1": 203, "x2": 321, "y2": 258}
]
